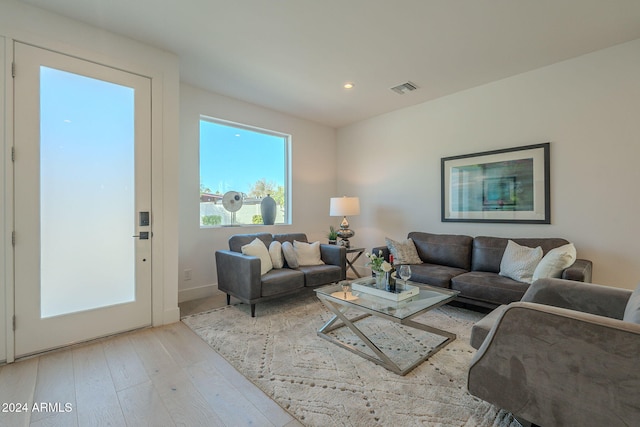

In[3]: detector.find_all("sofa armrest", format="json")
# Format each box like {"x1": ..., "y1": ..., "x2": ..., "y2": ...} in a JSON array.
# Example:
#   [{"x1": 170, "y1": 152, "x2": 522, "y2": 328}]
[
  {"x1": 561, "y1": 258, "x2": 592, "y2": 282},
  {"x1": 320, "y1": 244, "x2": 347, "y2": 279},
  {"x1": 522, "y1": 278, "x2": 631, "y2": 319},
  {"x1": 215, "y1": 250, "x2": 262, "y2": 301},
  {"x1": 468, "y1": 302, "x2": 640, "y2": 427}
]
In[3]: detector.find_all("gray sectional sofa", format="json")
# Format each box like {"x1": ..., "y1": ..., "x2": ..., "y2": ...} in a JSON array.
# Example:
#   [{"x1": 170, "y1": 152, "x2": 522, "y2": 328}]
[
  {"x1": 373, "y1": 232, "x2": 592, "y2": 309},
  {"x1": 216, "y1": 232, "x2": 346, "y2": 317}
]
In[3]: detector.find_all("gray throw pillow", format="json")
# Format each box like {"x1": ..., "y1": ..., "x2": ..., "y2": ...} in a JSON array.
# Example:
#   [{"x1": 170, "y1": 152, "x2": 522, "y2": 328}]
[
  {"x1": 623, "y1": 283, "x2": 640, "y2": 324},
  {"x1": 269, "y1": 241, "x2": 284, "y2": 269},
  {"x1": 281, "y1": 241, "x2": 299, "y2": 269},
  {"x1": 385, "y1": 237, "x2": 423, "y2": 265}
]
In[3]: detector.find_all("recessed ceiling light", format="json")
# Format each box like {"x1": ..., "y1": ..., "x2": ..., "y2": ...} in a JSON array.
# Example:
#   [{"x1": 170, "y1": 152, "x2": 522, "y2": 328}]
[{"x1": 343, "y1": 82, "x2": 355, "y2": 89}]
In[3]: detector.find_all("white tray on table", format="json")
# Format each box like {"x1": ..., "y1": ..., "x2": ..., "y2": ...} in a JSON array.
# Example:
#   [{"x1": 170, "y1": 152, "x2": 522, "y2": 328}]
[{"x1": 351, "y1": 278, "x2": 419, "y2": 301}]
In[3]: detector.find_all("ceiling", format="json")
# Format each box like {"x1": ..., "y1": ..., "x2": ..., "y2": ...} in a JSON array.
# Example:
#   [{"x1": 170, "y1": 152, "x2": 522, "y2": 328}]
[{"x1": 18, "y1": 0, "x2": 640, "y2": 128}]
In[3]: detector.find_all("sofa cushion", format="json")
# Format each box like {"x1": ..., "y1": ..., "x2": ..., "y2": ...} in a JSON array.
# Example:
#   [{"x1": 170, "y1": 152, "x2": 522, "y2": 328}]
[
  {"x1": 241, "y1": 238, "x2": 273, "y2": 275},
  {"x1": 409, "y1": 263, "x2": 467, "y2": 288},
  {"x1": 385, "y1": 237, "x2": 423, "y2": 265},
  {"x1": 260, "y1": 268, "x2": 305, "y2": 297},
  {"x1": 451, "y1": 271, "x2": 531, "y2": 305},
  {"x1": 408, "y1": 232, "x2": 473, "y2": 270},
  {"x1": 532, "y1": 243, "x2": 576, "y2": 282},
  {"x1": 281, "y1": 241, "x2": 299, "y2": 268},
  {"x1": 499, "y1": 240, "x2": 543, "y2": 284},
  {"x1": 293, "y1": 240, "x2": 324, "y2": 266},
  {"x1": 623, "y1": 283, "x2": 640, "y2": 324},
  {"x1": 269, "y1": 241, "x2": 284, "y2": 269},
  {"x1": 298, "y1": 265, "x2": 342, "y2": 287},
  {"x1": 472, "y1": 236, "x2": 569, "y2": 273},
  {"x1": 229, "y1": 232, "x2": 273, "y2": 253}
]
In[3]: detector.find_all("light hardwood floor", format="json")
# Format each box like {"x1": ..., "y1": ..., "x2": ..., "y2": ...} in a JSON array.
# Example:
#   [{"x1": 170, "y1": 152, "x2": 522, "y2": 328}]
[{"x1": 0, "y1": 319, "x2": 302, "y2": 427}]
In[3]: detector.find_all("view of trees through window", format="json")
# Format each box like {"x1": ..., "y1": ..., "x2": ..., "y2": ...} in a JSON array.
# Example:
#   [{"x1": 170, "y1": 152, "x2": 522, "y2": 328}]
[{"x1": 199, "y1": 117, "x2": 290, "y2": 227}]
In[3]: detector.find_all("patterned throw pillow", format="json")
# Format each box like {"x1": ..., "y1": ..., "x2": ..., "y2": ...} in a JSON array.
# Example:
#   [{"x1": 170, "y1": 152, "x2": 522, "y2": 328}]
[
  {"x1": 499, "y1": 240, "x2": 543, "y2": 284},
  {"x1": 241, "y1": 238, "x2": 273, "y2": 275},
  {"x1": 385, "y1": 237, "x2": 423, "y2": 265}
]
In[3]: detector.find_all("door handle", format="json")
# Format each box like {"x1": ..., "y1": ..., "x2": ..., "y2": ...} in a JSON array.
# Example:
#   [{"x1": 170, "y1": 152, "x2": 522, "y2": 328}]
[{"x1": 132, "y1": 232, "x2": 150, "y2": 239}]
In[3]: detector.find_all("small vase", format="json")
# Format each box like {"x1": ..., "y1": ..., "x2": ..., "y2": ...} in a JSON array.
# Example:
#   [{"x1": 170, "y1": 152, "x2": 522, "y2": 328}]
[{"x1": 375, "y1": 272, "x2": 386, "y2": 289}]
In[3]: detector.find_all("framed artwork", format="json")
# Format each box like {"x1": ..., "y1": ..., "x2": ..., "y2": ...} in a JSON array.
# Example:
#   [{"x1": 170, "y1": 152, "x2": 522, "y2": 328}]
[{"x1": 441, "y1": 143, "x2": 550, "y2": 223}]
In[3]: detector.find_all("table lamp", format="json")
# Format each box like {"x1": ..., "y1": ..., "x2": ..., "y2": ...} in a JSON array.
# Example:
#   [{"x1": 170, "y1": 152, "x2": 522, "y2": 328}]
[{"x1": 329, "y1": 196, "x2": 360, "y2": 248}]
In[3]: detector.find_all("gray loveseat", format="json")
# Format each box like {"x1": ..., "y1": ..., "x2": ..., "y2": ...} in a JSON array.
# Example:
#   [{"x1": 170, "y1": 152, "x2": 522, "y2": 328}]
[
  {"x1": 468, "y1": 278, "x2": 640, "y2": 426},
  {"x1": 216, "y1": 232, "x2": 346, "y2": 317},
  {"x1": 373, "y1": 232, "x2": 592, "y2": 308}
]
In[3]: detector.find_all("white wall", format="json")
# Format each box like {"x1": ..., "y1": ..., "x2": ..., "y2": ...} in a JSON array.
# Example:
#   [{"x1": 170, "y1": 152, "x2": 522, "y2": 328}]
[
  {"x1": 178, "y1": 83, "x2": 338, "y2": 301},
  {"x1": 0, "y1": 0, "x2": 181, "y2": 361},
  {"x1": 337, "y1": 38, "x2": 640, "y2": 290}
]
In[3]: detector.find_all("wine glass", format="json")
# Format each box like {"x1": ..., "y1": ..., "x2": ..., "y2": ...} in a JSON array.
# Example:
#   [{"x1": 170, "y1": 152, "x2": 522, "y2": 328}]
[
  {"x1": 340, "y1": 281, "x2": 350, "y2": 300},
  {"x1": 398, "y1": 265, "x2": 411, "y2": 287}
]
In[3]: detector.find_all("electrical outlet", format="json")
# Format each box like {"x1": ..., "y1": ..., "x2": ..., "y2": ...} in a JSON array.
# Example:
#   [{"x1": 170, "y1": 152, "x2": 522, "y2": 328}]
[{"x1": 184, "y1": 269, "x2": 192, "y2": 281}]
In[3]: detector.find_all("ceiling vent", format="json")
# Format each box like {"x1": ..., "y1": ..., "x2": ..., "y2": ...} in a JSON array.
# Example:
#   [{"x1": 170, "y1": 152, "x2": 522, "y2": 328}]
[{"x1": 390, "y1": 81, "x2": 418, "y2": 95}]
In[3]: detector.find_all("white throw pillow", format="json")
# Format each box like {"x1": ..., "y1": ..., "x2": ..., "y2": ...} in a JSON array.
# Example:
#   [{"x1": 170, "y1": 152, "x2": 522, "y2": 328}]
[
  {"x1": 623, "y1": 283, "x2": 640, "y2": 324},
  {"x1": 532, "y1": 243, "x2": 576, "y2": 282},
  {"x1": 241, "y1": 238, "x2": 273, "y2": 275},
  {"x1": 269, "y1": 241, "x2": 284, "y2": 269},
  {"x1": 385, "y1": 237, "x2": 423, "y2": 265},
  {"x1": 293, "y1": 240, "x2": 324, "y2": 266},
  {"x1": 499, "y1": 240, "x2": 543, "y2": 284}
]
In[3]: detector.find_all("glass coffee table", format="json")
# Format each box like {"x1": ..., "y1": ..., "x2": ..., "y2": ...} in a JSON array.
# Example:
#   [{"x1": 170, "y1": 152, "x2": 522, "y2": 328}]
[{"x1": 315, "y1": 279, "x2": 459, "y2": 376}]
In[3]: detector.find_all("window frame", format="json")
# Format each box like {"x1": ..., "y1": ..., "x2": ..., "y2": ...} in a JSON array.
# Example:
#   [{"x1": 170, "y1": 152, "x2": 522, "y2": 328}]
[{"x1": 199, "y1": 115, "x2": 291, "y2": 228}]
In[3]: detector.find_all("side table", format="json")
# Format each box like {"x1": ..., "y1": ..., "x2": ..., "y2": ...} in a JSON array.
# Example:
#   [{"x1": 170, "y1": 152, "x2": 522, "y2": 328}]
[{"x1": 345, "y1": 247, "x2": 365, "y2": 278}]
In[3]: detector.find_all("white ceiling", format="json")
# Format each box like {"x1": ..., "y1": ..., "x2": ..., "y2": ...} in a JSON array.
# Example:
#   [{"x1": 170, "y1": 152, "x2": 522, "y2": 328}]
[{"x1": 18, "y1": 0, "x2": 640, "y2": 128}]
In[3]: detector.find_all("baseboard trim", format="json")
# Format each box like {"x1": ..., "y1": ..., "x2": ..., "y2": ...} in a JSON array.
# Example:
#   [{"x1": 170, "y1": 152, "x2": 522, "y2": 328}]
[
  {"x1": 178, "y1": 283, "x2": 218, "y2": 303},
  {"x1": 163, "y1": 307, "x2": 181, "y2": 324}
]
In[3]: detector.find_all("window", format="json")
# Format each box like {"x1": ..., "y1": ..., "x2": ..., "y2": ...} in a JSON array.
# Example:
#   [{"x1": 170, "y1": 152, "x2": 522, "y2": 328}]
[{"x1": 199, "y1": 117, "x2": 290, "y2": 227}]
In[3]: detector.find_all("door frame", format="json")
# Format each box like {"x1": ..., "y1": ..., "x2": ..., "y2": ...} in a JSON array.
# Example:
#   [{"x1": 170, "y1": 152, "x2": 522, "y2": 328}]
[
  {"x1": 1, "y1": 36, "x2": 12, "y2": 363},
  {"x1": 13, "y1": 42, "x2": 154, "y2": 357},
  {"x1": 1, "y1": 31, "x2": 180, "y2": 363}
]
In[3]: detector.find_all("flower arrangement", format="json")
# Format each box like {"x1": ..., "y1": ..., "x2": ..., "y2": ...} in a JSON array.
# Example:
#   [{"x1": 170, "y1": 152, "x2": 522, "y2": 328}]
[{"x1": 365, "y1": 250, "x2": 393, "y2": 274}]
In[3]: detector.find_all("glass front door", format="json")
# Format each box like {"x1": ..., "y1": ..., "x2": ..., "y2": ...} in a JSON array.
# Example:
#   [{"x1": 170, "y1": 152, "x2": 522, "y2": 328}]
[{"x1": 13, "y1": 42, "x2": 152, "y2": 357}]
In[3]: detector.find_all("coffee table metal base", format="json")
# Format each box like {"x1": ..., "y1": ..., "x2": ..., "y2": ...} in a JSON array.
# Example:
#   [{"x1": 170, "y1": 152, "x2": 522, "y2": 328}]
[{"x1": 316, "y1": 297, "x2": 456, "y2": 376}]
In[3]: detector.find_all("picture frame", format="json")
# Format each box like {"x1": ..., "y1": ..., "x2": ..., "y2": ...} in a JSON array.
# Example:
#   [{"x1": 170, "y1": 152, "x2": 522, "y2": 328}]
[{"x1": 441, "y1": 143, "x2": 550, "y2": 223}]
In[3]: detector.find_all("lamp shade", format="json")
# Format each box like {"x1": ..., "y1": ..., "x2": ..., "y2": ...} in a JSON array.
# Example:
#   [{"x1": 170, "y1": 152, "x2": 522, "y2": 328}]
[{"x1": 330, "y1": 196, "x2": 360, "y2": 216}]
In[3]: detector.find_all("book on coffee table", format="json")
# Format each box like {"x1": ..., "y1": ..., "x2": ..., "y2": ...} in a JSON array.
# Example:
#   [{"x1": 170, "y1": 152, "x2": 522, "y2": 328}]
[{"x1": 351, "y1": 278, "x2": 420, "y2": 302}]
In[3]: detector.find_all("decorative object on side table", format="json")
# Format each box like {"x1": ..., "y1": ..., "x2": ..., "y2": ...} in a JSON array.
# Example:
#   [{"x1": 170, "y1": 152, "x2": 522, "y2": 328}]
[
  {"x1": 327, "y1": 225, "x2": 338, "y2": 245},
  {"x1": 329, "y1": 196, "x2": 360, "y2": 248}
]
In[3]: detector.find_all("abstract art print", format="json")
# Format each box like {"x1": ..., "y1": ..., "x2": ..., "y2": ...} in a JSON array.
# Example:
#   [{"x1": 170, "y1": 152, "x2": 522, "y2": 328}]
[{"x1": 441, "y1": 143, "x2": 550, "y2": 223}]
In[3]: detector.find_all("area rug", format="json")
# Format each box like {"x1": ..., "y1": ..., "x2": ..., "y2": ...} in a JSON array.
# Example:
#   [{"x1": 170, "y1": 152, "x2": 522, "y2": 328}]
[{"x1": 182, "y1": 291, "x2": 520, "y2": 427}]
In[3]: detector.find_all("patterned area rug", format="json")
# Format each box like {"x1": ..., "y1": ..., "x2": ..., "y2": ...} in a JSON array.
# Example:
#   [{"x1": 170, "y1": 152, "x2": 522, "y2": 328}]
[{"x1": 182, "y1": 290, "x2": 520, "y2": 427}]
